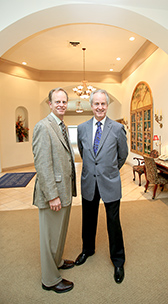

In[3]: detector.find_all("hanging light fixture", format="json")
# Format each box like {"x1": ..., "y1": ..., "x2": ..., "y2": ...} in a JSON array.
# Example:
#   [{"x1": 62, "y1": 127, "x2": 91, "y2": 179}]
[
  {"x1": 76, "y1": 101, "x2": 84, "y2": 113},
  {"x1": 73, "y1": 48, "x2": 96, "y2": 99}
]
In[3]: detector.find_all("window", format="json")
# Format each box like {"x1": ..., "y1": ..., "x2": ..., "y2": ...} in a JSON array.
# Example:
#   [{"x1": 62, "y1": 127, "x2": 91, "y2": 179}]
[
  {"x1": 130, "y1": 82, "x2": 153, "y2": 155},
  {"x1": 68, "y1": 125, "x2": 77, "y2": 145},
  {"x1": 68, "y1": 125, "x2": 79, "y2": 157}
]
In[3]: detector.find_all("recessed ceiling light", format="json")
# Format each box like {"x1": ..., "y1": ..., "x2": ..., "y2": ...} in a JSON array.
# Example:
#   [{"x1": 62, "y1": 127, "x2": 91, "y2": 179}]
[
  {"x1": 116, "y1": 57, "x2": 121, "y2": 61},
  {"x1": 129, "y1": 37, "x2": 135, "y2": 41},
  {"x1": 22, "y1": 62, "x2": 27, "y2": 65},
  {"x1": 110, "y1": 68, "x2": 113, "y2": 71}
]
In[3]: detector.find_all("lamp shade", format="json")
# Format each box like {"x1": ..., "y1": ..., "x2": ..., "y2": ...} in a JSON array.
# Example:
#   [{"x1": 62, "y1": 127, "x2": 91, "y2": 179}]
[{"x1": 153, "y1": 135, "x2": 159, "y2": 141}]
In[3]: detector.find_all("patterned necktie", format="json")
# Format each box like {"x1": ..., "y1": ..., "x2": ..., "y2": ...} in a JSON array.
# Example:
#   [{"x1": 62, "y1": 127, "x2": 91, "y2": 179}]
[
  {"x1": 93, "y1": 121, "x2": 102, "y2": 155},
  {"x1": 60, "y1": 121, "x2": 75, "y2": 180}
]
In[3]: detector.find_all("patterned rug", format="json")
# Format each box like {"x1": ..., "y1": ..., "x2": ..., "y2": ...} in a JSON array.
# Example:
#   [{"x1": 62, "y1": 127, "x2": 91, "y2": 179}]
[{"x1": 0, "y1": 172, "x2": 36, "y2": 188}]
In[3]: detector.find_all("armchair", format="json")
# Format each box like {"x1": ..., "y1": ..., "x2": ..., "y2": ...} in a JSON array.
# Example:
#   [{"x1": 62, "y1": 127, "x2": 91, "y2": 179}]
[
  {"x1": 133, "y1": 149, "x2": 158, "y2": 186},
  {"x1": 144, "y1": 155, "x2": 168, "y2": 199},
  {"x1": 133, "y1": 157, "x2": 144, "y2": 186}
]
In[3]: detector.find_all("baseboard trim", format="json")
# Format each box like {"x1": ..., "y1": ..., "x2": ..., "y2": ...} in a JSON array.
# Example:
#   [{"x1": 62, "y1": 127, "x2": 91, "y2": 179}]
[{"x1": 2, "y1": 163, "x2": 35, "y2": 172}]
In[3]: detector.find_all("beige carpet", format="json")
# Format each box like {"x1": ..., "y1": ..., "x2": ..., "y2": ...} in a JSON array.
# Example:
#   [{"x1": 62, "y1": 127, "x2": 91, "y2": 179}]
[{"x1": 0, "y1": 199, "x2": 168, "y2": 304}]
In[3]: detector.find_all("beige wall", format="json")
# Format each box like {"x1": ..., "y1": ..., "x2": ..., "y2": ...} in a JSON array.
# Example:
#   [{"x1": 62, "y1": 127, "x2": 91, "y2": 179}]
[
  {"x1": 0, "y1": 76, "x2": 123, "y2": 170},
  {"x1": 0, "y1": 48, "x2": 168, "y2": 170},
  {"x1": 0, "y1": 73, "x2": 40, "y2": 169},
  {"x1": 122, "y1": 48, "x2": 168, "y2": 165}
]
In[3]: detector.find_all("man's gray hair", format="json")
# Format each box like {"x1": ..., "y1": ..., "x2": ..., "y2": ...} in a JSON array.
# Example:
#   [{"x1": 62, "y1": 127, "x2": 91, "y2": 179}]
[{"x1": 89, "y1": 89, "x2": 110, "y2": 106}]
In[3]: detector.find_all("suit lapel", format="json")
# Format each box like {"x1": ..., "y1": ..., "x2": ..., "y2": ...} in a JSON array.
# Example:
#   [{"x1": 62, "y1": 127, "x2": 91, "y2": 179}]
[
  {"x1": 85, "y1": 117, "x2": 113, "y2": 158},
  {"x1": 47, "y1": 114, "x2": 69, "y2": 152},
  {"x1": 86, "y1": 118, "x2": 94, "y2": 158}
]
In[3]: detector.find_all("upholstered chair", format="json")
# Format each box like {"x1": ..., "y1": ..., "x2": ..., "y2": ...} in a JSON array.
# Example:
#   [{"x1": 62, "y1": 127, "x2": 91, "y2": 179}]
[
  {"x1": 143, "y1": 155, "x2": 168, "y2": 199},
  {"x1": 133, "y1": 149, "x2": 158, "y2": 186}
]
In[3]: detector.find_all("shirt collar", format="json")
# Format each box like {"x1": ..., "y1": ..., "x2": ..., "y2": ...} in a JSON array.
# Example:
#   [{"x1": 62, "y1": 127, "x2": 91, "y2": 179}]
[
  {"x1": 93, "y1": 116, "x2": 106, "y2": 126},
  {"x1": 51, "y1": 112, "x2": 62, "y2": 125}
]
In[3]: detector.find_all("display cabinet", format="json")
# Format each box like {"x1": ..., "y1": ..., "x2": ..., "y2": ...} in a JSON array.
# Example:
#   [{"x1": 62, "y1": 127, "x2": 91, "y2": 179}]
[{"x1": 131, "y1": 82, "x2": 153, "y2": 155}]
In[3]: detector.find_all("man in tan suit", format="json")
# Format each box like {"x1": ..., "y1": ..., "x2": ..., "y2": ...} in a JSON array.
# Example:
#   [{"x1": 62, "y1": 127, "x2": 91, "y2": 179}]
[{"x1": 32, "y1": 87, "x2": 76, "y2": 293}]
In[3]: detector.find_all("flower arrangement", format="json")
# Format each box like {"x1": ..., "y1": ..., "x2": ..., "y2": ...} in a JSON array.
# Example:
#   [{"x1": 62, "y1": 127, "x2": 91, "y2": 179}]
[{"x1": 16, "y1": 115, "x2": 29, "y2": 142}]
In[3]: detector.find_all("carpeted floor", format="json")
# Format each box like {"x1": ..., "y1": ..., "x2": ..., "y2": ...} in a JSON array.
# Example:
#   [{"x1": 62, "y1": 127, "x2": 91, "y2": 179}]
[{"x1": 0, "y1": 199, "x2": 168, "y2": 304}]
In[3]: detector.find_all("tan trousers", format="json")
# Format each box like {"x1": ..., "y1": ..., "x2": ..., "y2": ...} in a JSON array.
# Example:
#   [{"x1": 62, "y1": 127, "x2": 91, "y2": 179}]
[{"x1": 39, "y1": 205, "x2": 71, "y2": 286}]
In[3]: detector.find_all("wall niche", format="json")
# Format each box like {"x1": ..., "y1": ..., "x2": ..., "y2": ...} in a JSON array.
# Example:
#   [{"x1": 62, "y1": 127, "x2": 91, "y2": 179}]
[{"x1": 15, "y1": 106, "x2": 29, "y2": 142}]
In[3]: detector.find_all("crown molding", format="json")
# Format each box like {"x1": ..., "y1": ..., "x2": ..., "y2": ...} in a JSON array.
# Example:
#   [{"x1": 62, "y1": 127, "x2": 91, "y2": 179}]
[
  {"x1": 0, "y1": 41, "x2": 158, "y2": 83},
  {"x1": 0, "y1": 58, "x2": 121, "y2": 83},
  {"x1": 38, "y1": 70, "x2": 121, "y2": 83},
  {"x1": 65, "y1": 110, "x2": 93, "y2": 116},
  {"x1": 0, "y1": 58, "x2": 40, "y2": 80},
  {"x1": 121, "y1": 40, "x2": 158, "y2": 82}
]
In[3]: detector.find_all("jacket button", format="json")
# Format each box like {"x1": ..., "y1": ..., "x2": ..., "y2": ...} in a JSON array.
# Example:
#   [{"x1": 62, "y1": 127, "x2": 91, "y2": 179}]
[
  {"x1": 94, "y1": 175, "x2": 96, "y2": 177},
  {"x1": 95, "y1": 162, "x2": 98, "y2": 165}
]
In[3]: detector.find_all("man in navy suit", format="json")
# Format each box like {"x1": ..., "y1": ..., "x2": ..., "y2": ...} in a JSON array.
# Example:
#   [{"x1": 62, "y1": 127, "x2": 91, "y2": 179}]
[{"x1": 75, "y1": 89, "x2": 128, "y2": 284}]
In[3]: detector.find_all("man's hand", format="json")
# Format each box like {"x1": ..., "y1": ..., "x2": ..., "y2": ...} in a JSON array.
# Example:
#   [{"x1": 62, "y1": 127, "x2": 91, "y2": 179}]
[{"x1": 49, "y1": 197, "x2": 62, "y2": 212}]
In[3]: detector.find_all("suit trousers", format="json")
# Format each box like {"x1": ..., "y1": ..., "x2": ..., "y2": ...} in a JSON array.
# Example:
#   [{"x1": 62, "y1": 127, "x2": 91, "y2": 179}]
[
  {"x1": 39, "y1": 205, "x2": 71, "y2": 286},
  {"x1": 82, "y1": 183, "x2": 125, "y2": 267}
]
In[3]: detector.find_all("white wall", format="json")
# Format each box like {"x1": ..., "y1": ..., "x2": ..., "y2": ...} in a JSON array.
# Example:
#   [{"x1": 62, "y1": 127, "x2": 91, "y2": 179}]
[{"x1": 1, "y1": 2, "x2": 168, "y2": 54}]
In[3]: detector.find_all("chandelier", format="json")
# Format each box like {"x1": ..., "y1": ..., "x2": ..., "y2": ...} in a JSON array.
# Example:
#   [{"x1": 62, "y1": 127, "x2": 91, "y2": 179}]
[
  {"x1": 76, "y1": 101, "x2": 83, "y2": 113},
  {"x1": 73, "y1": 48, "x2": 96, "y2": 99}
]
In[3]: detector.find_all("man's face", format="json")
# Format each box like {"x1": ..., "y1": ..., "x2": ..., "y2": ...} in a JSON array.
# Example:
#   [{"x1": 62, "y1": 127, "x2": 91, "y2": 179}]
[
  {"x1": 49, "y1": 90, "x2": 68, "y2": 120},
  {"x1": 91, "y1": 92, "x2": 108, "y2": 121}
]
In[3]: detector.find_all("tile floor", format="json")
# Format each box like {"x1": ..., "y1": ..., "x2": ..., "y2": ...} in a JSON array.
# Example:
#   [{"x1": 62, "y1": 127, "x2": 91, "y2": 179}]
[{"x1": 0, "y1": 162, "x2": 168, "y2": 211}]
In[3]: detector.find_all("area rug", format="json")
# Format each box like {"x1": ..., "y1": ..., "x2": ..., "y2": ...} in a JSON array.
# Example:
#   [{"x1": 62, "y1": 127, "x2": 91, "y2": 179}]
[{"x1": 0, "y1": 172, "x2": 36, "y2": 188}]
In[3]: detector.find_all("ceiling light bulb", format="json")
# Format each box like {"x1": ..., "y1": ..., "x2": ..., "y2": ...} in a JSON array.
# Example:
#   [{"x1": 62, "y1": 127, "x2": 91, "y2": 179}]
[
  {"x1": 110, "y1": 68, "x2": 113, "y2": 71},
  {"x1": 116, "y1": 57, "x2": 121, "y2": 61},
  {"x1": 129, "y1": 37, "x2": 135, "y2": 41},
  {"x1": 22, "y1": 62, "x2": 27, "y2": 65}
]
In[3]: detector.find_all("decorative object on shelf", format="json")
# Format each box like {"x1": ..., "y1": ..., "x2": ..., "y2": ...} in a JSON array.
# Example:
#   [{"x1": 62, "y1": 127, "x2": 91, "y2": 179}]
[
  {"x1": 76, "y1": 101, "x2": 84, "y2": 113},
  {"x1": 73, "y1": 48, "x2": 96, "y2": 99},
  {"x1": 153, "y1": 135, "x2": 159, "y2": 141},
  {"x1": 153, "y1": 134, "x2": 161, "y2": 155},
  {"x1": 16, "y1": 115, "x2": 29, "y2": 142},
  {"x1": 154, "y1": 109, "x2": 163, "y2": 128},
  {"x1": 116, "y1": 118, "x2": 129, "y2": 130},
  {"x1": 123, "y1": 117, "x2": 129, "y2": 129}
]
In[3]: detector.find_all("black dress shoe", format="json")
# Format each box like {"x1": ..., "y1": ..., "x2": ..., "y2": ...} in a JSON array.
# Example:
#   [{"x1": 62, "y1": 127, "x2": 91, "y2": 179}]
[
  {"x1": 75, "y1": 251, "x2": 94, "y2": 266},
  {"x1": 42, "y1": 279, "x2": 74, "y2": 293},
  {"x1": 58, "y1": 260, "x2": 74, "y2": 270},
  {"x1": 114, "y1": 266, "x2": 124, "y2": 284}
]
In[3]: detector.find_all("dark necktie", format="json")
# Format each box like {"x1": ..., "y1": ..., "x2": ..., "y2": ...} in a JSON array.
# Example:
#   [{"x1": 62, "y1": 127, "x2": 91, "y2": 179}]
[
  {"x1": 60, "y1": 121, "x2": 75, "y2": 180},
  {"x1": 93, "y1": 121, "x2": 102, "y2": 155}
]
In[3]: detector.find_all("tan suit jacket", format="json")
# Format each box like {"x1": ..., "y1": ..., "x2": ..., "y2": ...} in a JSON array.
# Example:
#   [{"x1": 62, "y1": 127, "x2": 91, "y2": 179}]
[{"x1": 32, "y1": 113, "x2": 76, "y2": 209}]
